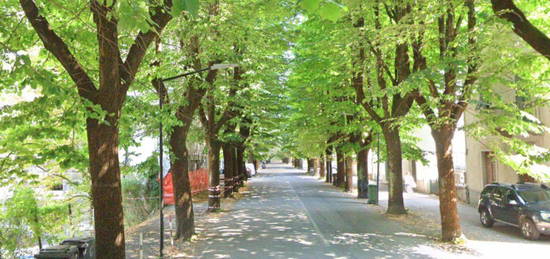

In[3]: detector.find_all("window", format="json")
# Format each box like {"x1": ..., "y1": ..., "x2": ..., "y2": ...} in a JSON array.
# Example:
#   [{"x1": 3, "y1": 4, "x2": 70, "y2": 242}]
[
  {"x1": 503, "y1": 189, "x2": 518, "y2": 203},
  {"x1": 50, "y1": 183, "x2": 63, "y2": 191},
  {"x1": 481, "y1": 186, "x2": 495, "y2": 197},
  {"x1": 492, "y1": 187, "x2": 507, "y2": 202},
  {"x1": 515, "y1": 95, "x2": 528, "y2": 110},
  {"x1": 518, "y1": 189, "x2": 550, "y2": 204},
  {"x1": 475, "y1": 98, "x2": 492, "y2": 110}
]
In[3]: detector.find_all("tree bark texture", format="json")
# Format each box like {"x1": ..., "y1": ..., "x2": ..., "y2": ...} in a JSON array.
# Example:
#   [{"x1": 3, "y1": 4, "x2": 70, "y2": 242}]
[
  {"x1": 382, "y1": 125, "x2": 406, "y2": 214},
  {"x1": 357, "y1": 147, "x2": 369, "y2": 199},
  {"x1": 319, "y1": 156, "x2": 326, "y2": 179},
  {"x1": 207, "y1": 141, "x2": 222, "y2": 211},
  {"x1": 236, "y1": 146, "x2": 246, "y2": 187},
  {"x1": 307, "y1": 159, "x2": 315, "y2": 175},
  {"x1": 336, "y1": 150, "x2": 345, "y2": 187},
  {"x1": 222, "y1": 143, "x2": 235, "y2": 197},
  {"x1": 326, "y1": 149, "x2": 333, "y2": 183},
  {"x1": 168, "y1": 125, "x2": 195, "y2": 240},
  {"x1": 233, "y1": 146, "x2": 240, "y2": 193},
  {"x1": 432, "y1": 126, "x2": 462, "y2": 242},
  {"x1": 86, "y1": 118, "x2": 125, "y2": 258},
  {"x1": 345, "y1": 156, "x2": 353, "y2": 192}
]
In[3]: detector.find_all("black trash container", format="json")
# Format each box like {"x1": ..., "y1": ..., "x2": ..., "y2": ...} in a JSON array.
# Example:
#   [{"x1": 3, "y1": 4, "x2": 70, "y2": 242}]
[
  {"x1": 34, "y1": 244, "x2": 78, "y2": 259},
  {"x1": 60, "y1": 237, "x2": 95, "y2": 259}
]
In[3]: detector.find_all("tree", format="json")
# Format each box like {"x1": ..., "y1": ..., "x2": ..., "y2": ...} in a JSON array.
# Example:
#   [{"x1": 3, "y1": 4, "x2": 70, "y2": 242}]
[
  {"x1": 412, "y1": 0, "x2": 478, "y2": 242},
  {"x1": 16, "y1": 0, "x2": 180, "y2": 256},
  {"x1": 150, "y1": 0, "x2": 223, "y2": 239},
  {"x1": 199, "y1": 70, "x2": 240, "y2": 211},
  {"x1": 490, "y1": 0, "x2": 550, "y2": 60},
  {"x1": 351, "y1": 1, "x2": 417, "y2": 214}
]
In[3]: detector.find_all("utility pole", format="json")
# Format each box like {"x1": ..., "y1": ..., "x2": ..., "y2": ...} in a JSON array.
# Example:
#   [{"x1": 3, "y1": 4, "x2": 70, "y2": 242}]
[{"x1": 159, "y1": 91, "x2": 164, "y2": 257}]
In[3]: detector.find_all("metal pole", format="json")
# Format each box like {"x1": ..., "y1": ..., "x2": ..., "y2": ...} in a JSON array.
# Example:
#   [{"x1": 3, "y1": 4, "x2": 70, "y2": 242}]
[
  {"x1": 139, "y1": 232, "x2": 144, "y2": 259},
  {"x1": 161, "y1": 67, "x2": 210, "y2": 82},
  {"x1": 376, "y1": 133, "x2": 380, "y2": 204},
  {"x1": 159, "y1": 93, "x2": 164, "y2": 257}
]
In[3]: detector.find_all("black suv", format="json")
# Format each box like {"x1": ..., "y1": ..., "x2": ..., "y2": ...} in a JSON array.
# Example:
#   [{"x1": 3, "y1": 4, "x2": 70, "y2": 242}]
[{"x1": 478, "y1": 183, "x2": 550, "y2": 240}]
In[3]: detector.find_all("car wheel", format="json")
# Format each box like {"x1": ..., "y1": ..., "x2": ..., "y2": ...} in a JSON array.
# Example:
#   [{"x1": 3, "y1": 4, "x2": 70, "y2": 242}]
[
  {"x1": 480, "y1": 209, "x2": 494, "y2": 228},
  {"x1": 521, "y1": 219, "x2": 540, "y2": 240}
]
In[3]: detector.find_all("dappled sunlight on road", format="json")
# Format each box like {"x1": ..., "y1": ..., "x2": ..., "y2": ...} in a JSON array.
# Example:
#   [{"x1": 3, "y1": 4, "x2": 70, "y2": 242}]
[
  {"x1": 125, "y1": 163, "x2": 550, "y2": 258},
  {"x1": 162, "y1": 163, "x2": 492, "y2": 258}
]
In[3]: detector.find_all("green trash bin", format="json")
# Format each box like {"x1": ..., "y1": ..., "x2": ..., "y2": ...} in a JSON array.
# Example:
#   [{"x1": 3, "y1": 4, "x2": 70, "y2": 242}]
[{"x1": 367, "y1": 184, "x2": 378, "y2": 204}]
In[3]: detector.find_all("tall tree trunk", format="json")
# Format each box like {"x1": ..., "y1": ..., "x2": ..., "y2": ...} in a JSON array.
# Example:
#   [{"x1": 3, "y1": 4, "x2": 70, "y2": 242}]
[
  {"x1": 336, "y1": 149, "x2": 345, "y2": 187},
  {"x1": 432, "y1": 126, "x2": 462, "y2": 241},
  {"x1": 168, "y1": 125, "x2": 194, "y2": 240},
  {"x1": 307, "y1": 159, "x2": 314, "y2": 175},
  {"x1": 87, "y1": 118, "x2": 125, "y2": 258},
  {"x1": 382, "y1": 125, "x2": 406, "y2": 214},
  {"x1": 345, "y1": 156, "x2": 353, "y2": 192},
  {"x1": 232, "y1": 146, "x2": 241, "y2": 192},
  {"x1": 207, "y1": 140, "x2": 222, "y2": 211},
  {"x1": 326, "y1": 149, "x2": 332, "y2": 183},
  {"x1": 253, "y1": 159, "x2": 259, "y2": 174},
  {"x1": 319, "y1": 156, "x2": 326, "y2": 179},
  {"x1": 222, "y1": 143, "x2": 235, "y2": 197},
  {"x1": 236, "y1": 146, "x2": 246, "y2": 186},
  {"x1": 357, "y1": 147, "x2": 369, "y2": 199}
]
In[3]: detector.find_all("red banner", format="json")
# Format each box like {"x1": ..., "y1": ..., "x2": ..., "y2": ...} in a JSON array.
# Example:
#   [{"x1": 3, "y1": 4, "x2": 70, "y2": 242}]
[{"x1": 161, "y1": 168, "x2": 209, "y2": 205}]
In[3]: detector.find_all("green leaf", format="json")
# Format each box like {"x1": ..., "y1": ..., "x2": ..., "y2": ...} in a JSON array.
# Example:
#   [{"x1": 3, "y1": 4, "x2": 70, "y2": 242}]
[
  {"x1": 184, "y1": 0, "x2": 200, "y2": 17},
  {"x1": 301, "y1": 0, "x2": 321, "y2": 12},
  {"x1": 318, "y1": 2, "x2": 346, "y2": 22},
  {"x1": 172, "y1": 0, "x2": 185, "y2": 16},
  {"x1": 172, "y1": 0, "x2": 199, "y2": 17}
]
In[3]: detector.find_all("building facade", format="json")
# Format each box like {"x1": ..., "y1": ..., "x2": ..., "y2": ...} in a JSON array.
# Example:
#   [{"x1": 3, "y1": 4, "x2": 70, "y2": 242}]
[{"x1": 464, "y1": 84, "x2": 549, "y2": 204}]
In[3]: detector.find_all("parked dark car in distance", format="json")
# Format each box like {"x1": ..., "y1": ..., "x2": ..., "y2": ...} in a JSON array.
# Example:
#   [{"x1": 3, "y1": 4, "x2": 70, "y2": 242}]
[{"x1": 478, "y1": 183, "x2": 550, "y2": 240}]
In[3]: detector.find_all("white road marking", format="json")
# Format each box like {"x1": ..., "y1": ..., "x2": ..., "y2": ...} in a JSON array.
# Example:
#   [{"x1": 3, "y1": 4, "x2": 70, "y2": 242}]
[{"x1": 287, "y1": 180, "x2": 330, "y2": 246}]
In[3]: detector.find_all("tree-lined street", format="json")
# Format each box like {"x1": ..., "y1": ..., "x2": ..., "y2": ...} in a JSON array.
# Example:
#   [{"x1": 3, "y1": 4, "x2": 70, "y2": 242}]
[
  {"x1": 159, "y1": 163, "x2": 441, "y2": 258},
  {"x1": 2, "y1": 0, "x2": 550, "y2": 258},
  {"x1": 123, "y1": 163, "x2": 548, "y2": 258}
]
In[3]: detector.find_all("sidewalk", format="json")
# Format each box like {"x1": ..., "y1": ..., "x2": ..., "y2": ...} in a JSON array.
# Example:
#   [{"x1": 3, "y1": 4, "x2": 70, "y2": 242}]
[
  {"x1": 125, "y1": 191, "x2": 244, "y2": 258},
  {"x1": 125, "y1": 202, "x2": 207, "y2": 258}
]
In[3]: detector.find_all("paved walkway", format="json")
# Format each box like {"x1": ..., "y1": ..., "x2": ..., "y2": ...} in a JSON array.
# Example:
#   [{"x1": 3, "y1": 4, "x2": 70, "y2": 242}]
[
  {"x1": 170, "y1": 164, "x2": 472, "y2": 258},
  {"x1": 128, "y1": 163, "x2": 550, "y2": 258}
]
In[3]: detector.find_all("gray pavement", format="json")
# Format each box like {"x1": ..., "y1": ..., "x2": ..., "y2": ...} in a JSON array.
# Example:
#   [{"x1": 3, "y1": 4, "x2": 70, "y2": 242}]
[
  {"x1": 172, "y1": 163, "x2": 471, "y2": 259},
  {"x1": 128, "y1": 163, "x2": 550, "y2": 258}
]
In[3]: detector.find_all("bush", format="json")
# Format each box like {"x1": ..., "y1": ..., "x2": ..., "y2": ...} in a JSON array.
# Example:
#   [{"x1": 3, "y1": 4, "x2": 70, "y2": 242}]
[{"x1": 0, "y1": 187, "x2": 69, "y2": 257}]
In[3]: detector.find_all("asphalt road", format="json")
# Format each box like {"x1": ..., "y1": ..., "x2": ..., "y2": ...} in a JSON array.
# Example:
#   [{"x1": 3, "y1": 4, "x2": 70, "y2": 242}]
[{"x1": 182, "y1": 163, "x2": 463, "y2": 259}]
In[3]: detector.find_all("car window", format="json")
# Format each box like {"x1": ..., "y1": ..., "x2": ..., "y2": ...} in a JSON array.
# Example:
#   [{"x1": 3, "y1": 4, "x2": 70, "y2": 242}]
[
  {"x1": 503, "y1": 189, "x2": 518, "y2": 202},
  {"x1": 481, "y1": 186, "x2": 494, "y2": 197},
  {"x1": 517, "y1": 189, "x2": 550, "y2": 204},
  {"x1": 492, "y1": 187, "x2": 505, "y2": 201}
]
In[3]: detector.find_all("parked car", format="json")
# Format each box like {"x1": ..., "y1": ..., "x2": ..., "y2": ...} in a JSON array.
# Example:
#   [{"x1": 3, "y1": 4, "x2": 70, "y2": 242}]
[
  {"x1": 478, "y1": 183, "x2": 550, "y2": 240},
  {"x1": 245, "y1": 163, "x2": 256, "y2": 177}
]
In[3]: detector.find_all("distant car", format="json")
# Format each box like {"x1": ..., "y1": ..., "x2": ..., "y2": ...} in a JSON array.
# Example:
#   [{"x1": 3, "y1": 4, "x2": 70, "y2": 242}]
[
  {"x1": 245, "y1": 163, "x2": 256, "y2": 177},
  {"x1": 478, "y1": 183, "x2": 550, "y2": 240}
]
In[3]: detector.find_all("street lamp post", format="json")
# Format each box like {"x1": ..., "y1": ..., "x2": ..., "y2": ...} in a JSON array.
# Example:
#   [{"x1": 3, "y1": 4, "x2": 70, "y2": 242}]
[
  {"x1": 157, "y1": 63, "x2": 238, "y2": 257},
  {"x1": 376, "y1": 133, "x2": 380, "y2": 204}
]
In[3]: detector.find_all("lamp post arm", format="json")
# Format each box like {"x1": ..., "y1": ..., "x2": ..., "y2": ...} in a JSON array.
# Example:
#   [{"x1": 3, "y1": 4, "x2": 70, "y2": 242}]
[{"x1": 161, "y1": 67, "x2": 210, "y2": 82}]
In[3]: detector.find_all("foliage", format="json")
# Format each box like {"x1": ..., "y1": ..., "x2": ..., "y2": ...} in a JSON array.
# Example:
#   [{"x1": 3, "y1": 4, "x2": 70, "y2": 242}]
[{"x1": 0, "y1": 187, "x2": 69, "y2": 257}]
